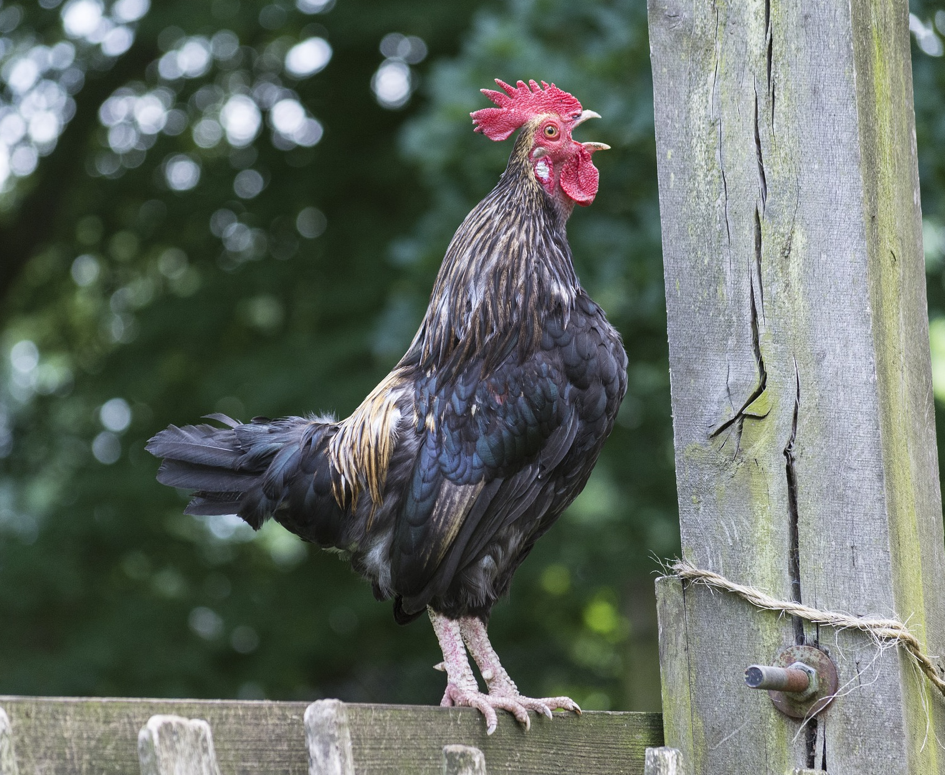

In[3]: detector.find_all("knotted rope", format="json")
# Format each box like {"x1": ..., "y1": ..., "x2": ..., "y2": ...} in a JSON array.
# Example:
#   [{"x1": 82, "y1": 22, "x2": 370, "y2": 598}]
[{"x1": 671, "y1": 559, "x2": 945, "y2": 698}]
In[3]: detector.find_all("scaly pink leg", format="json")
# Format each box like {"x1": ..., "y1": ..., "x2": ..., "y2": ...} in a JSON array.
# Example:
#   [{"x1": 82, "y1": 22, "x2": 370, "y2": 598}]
[
  {"x1": 429, "y1": 609, "x2": 543, "y2": 734},
  {"x1": 460, "y1": 615, "x2": 581, "y2": 729},
  {"x1": 428, "y1": 609, "x2": 581, "y2": 734}
]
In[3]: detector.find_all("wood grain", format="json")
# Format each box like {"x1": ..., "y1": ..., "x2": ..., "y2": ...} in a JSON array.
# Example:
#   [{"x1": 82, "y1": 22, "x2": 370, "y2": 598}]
[
  {"x1": 341, "y1": 703, "x2": 661, "y2": 775},
  {"x1": 0, "y1": 697, "x2": 662, "y2": 775},
  {"x1": 647, "y1": 0, "x2": 945, "y2": 771}
]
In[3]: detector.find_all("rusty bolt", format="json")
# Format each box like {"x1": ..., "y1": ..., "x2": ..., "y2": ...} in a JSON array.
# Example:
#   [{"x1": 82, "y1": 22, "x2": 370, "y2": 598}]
[
  {"x1": 745, "y1": 662, "x2": 817, "y2": 698},
  {"x1": 744, "y1": 645, "x2": 838, "y2": 720}
]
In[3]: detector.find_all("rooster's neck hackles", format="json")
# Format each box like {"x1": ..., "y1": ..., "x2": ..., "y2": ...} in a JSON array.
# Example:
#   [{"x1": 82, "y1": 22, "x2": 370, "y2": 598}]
[{"x1": 412, "y1": 126, "x2": 580, "y2": 379}]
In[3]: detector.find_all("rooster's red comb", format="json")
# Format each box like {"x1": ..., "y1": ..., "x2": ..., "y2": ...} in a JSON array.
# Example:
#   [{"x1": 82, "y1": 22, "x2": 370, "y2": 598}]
[{"x1": 471, "y1": 79, "x2": 583, "y2": 142}]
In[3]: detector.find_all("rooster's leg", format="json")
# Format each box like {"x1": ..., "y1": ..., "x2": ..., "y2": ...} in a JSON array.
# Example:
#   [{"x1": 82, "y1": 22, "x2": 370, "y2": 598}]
[
  {"x1": 459, "y1": 615, "x2": 582, "y2": 725},
  {"x1": 429, "y1": 609, "x2": 535, "y2": 734}
]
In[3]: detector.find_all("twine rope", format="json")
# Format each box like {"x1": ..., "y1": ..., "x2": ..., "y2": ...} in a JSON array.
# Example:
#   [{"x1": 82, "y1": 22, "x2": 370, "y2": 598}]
[{"x1": 671, "y1": 559, "x2": 945, "y2": 698}]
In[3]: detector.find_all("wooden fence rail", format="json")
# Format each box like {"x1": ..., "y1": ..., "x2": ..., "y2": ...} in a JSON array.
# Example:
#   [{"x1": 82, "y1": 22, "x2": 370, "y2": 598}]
[{"x1": 0, "y1": 696, "x2": 663, "y2": 775}]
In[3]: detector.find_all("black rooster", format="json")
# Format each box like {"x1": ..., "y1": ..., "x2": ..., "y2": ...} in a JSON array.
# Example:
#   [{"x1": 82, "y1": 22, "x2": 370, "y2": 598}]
[{"x1": 148, "y1": 79, "x2": 627, "y2": 734}]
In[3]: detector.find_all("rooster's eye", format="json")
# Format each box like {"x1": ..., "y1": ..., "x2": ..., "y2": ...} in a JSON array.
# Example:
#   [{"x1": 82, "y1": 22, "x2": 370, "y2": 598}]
[{"x1": 543, "y1": 125, "x2": 559, "y2": 139}]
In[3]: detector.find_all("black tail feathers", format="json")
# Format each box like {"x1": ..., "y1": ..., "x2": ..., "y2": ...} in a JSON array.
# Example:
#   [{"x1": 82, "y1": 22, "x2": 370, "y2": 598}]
[{"x1": 147, "y1": 414, "x2": 341, "y2": 535}]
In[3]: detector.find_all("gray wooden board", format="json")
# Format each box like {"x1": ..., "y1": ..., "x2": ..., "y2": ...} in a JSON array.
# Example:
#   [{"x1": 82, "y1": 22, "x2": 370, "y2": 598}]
[
  {"x1": 648, "y1": 0, "x2": 945, "y2": 771},
  {"x1": 342, "y1": 704, "x2": 661, "y2": 774},
  {"x1": 0, "y1": 697, "x2": 662, "y2": 775},
  {"x1": 1, "y1": 698, "x2": 307, "y2": 775}
]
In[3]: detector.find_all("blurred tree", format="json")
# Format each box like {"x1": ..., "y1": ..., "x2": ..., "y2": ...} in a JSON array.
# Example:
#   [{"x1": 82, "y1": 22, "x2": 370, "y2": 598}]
[{"x1": 1, "y1": 0, "x2": 942, "y2": 719}]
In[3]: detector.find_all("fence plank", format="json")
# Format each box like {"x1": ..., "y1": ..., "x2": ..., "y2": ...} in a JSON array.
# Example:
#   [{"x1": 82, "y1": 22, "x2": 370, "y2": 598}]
[
  {"x1": 137, "y1": 715, "x2": 221, "y2": 775},
  {"x1": 0, "y1": 708, "x2": 18, "y2": 775},
  {"x1": 2, "y1": 697, "x2": 307, "y2": 775},
  {"x1": 340, "y1": 703, "x2": 659, "y2": 774},
  {"x1": 0, "y1": 696, "x2": 661, "y2": 775},
  {"x1": 648, "y1": 0, "x2": 945, "y2": 772},
  {"x1": 442, "y1": 745, "x2": 487, "y2": 775}
]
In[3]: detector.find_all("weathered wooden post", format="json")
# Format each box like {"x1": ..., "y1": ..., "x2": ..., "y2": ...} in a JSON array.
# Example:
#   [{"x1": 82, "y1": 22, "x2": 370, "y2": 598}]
[
  {"x1": 305, "y1": 700, "x2": 355, "y2": 775},
  {"x1": 137, "y1": 715, "x2": 221, "y2": 775},
  {"x1": 442, "y1": 745, "x2": 487, "y2": 775},
  {"x1": 0, "y1": 708, "x2": 18, "y2": 775},
  {"x1": 648, "y1": 0, "x2": 945, "y2": 772}
]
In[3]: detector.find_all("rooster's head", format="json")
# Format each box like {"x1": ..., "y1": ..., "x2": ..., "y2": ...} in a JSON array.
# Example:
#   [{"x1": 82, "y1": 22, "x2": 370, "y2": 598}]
[{"x1": 471, "y1": 79, "x2": 608, "y2": 207}]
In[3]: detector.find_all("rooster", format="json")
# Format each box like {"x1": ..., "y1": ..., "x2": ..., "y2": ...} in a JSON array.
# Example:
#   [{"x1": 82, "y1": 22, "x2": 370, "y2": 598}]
[{"x1": 147, "y1": 79, "x2": 627, "y2": 734}]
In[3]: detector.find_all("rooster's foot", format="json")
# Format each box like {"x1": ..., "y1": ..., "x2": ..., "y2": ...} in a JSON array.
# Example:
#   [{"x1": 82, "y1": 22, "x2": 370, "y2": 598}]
[
  {"x1": 441, "y1": 683, "x2": 579, "y2": 734},
  {"x1": 429, "y1": 609, "x2": 582, "y2": 735}
]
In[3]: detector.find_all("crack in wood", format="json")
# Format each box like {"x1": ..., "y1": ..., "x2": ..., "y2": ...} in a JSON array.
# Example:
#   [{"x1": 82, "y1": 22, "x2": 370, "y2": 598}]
[
  {"x1": 719, "y1": 119, "x2": 732, "y2": 250},
  {"x1": 784, "y1": 361, "x2": 803, "y2": 644},
  {"x1": 805, "y1": 718, "x2": 818, "y2": 770},
  {"x1": 764, "y1": 0, "x2": 776, "y2": 130},
  {"x1": 681, "y1": 581, "x2": 699, "y2": 758},
  {"x1": 754, "y1": 85, "x2": 768, "y2": 216},
  {"x1": 708, "y1": 266, "x2": 767, "y2": 446},
  {"x1": 784, "y1": 362, "x2": 818, "y2": 768},
  {"x1": 748, "y1": 273, "x2": 767, "y2": 410},
  {"x1": 754, "y1": 208, "x2": 765, "y2": 321},
  {"x1": 712, "y1": 1, "x2": 732, "y2": 255},
  {"x1": 765, "y1": 18, "x2": 772, "y2": 86},
  {"x1": 710, "y1": 74, "x2": 771, "y2": 447}
]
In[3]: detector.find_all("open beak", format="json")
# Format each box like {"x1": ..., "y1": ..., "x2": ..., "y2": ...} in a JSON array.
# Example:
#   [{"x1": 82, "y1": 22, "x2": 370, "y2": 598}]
[{"x1": 571, "y1": 110, "x2": 610, "y2": 153}]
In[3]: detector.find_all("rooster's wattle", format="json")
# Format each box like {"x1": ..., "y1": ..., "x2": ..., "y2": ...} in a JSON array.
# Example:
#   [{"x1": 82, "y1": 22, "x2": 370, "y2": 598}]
[{"x1": 147, "y1": 79, "x2": 627, "y2": 733}]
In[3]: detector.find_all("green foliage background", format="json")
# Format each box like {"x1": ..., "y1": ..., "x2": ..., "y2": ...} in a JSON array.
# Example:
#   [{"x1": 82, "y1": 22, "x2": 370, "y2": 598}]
[{"x1": 0, "y1": 0, "x2": 942, "y2": 715}]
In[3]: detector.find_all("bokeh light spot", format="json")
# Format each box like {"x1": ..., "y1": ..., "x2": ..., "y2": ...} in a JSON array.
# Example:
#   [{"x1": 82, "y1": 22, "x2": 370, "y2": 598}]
[
  {"x1": 189, "y1": 606, "x2": 224, "y2": 640},
  {"x1": 220, "y1": 94, "x2": 261, "y2": 147},
  {"x1": 193, "y1": 118, "x2": 223, "y2": 148},
  {"x1": 62, "y1": 0, "x2": 104, "y2": 40},
  {"x1": 296, "y1": 0, "x2": 334, "y2": 13},
  {"x1": 164, "y1": 153, "x2": 200, "y2": 191},
  {"x1": 100, "y1": 397, "x2": 132, "y2": 432},
  {"x1": 233, "y1": 168, "x2": 264, "y2": 199},
  {"x1": 92, "y1": 431, "x2": 121, "y2": 464},
  {"x1": 372, "y1": 60, "x2": 411, "y2": 109},
  {"x1": 296, "y1": 206, "x2": 326, "y2": 238},
  {"x1": 10, "y1": 340, "x2": 39, "y2": 373},
  {"x1": 71, "y1": 254, "x2": 100, "y2": 286},
  {"x1": 379, "y1": 33, "x2": 427, "y2": 64},
  {"x1": 230, "y1": 625, "x2": 260, "y2": 653},
  {"x1": 112, "y1": 0, "x2": 150, "y2": 23},
  {"x1": 284, "y1": 37, "x2": 332, "y2": 78},
  {"x1": 101, "y1": 26, "x2": 134, "y2": 57}
]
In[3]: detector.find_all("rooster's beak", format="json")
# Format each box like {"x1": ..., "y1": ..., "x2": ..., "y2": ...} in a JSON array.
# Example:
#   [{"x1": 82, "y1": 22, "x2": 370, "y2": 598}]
[
  {"x1": 572, "y1": 110, "x2": 601, "y2": 127},
  {"x1": 571, "y1": 111, "x2": 609, "y2": 153}
]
